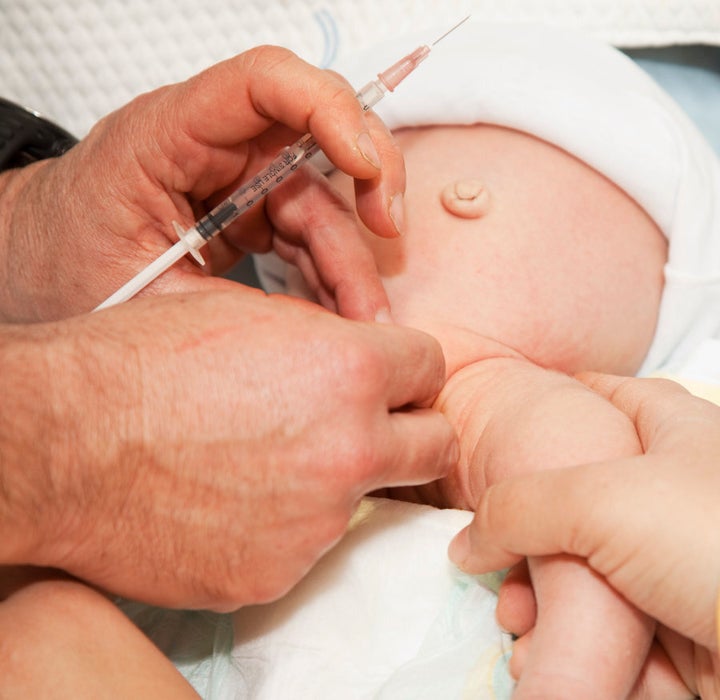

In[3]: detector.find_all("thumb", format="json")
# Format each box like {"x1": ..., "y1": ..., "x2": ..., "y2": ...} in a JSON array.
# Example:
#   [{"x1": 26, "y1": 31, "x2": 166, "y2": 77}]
[
  {"x1": 448, "y1": 456, "x2": 720, "y2": 649},
  {"x1": 448, "y1": 458, "x2": 641, "y2": 574}
]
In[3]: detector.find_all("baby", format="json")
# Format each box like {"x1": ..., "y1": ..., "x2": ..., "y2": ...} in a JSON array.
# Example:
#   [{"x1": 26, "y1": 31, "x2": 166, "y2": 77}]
[
  {"x1": 262, "y1": 21, "x2": 720, "y2": 698},
  {"x1": 331, "y1": 123, "x2": 661, "y2": 698}
]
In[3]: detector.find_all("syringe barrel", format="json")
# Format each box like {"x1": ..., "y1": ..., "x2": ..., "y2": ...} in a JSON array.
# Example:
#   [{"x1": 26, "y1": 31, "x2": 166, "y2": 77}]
[
  {"x1": 195, "y1": 134, "x2": 321, "y2": 241},
  {"x1": 195, "y1": 201, "x2": 239, "y2": 241},
  {"x1": 229, "y1": 135, "x2": 321, "y2": 205}
]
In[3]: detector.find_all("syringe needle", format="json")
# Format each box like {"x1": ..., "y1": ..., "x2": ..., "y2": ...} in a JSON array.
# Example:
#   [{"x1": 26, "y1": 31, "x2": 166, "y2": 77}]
[
  {"x1": 368, "y1": 14, "x2": 472, "y2": 98},
  {"x1": 431, "y1": 15, "x2": 471, "y2": 46}
]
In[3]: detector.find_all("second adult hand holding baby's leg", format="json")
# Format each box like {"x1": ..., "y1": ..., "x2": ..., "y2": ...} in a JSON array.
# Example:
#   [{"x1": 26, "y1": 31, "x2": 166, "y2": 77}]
[{"x1": 434, "y1": 358, "x2": 657, "y2": 699}]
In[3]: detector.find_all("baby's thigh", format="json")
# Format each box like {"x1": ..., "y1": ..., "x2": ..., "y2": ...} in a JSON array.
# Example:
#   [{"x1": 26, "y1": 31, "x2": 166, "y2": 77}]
[{"x1": 0, "y1": 571, "x2": 198, "y2": 698}]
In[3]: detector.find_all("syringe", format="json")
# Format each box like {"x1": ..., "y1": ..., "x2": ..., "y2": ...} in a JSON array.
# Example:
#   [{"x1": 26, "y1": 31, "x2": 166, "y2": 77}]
[{"x1": 94, "y1": 16, "x2": 470, "y2": 311}]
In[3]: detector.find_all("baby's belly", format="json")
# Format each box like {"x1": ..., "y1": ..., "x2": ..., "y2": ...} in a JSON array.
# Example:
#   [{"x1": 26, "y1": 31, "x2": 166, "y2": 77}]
[{"x1": 343, "y1": 125, "x2": 667, "y2": 377}]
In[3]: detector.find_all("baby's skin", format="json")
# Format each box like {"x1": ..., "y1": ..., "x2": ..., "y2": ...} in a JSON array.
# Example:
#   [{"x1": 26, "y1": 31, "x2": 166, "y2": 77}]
[{"x1": 322, "y1": 124, "x2": 677, "y2": 698}]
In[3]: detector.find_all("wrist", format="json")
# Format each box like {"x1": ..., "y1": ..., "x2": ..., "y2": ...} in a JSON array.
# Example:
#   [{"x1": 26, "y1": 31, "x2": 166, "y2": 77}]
[
  {"x1": 0, "y1": 160, "x2": 59, "y2": 321},
  {"x1": 0, "y1": 321, "x2": 64, "y2": 562},
  {"x1": 0, "y1": 316, "x2": 142, "y2": 569}
]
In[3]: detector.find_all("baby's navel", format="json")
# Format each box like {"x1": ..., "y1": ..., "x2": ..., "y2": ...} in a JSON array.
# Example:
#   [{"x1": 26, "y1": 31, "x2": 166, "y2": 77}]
[{"x1": 440, "y1": 179, "x2": 490, "y2": 219}]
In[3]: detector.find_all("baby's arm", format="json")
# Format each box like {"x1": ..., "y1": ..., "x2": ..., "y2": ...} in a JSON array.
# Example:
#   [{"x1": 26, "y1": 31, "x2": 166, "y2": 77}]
[{"x1": 433, "y1": 356, "x2": 655, "y2": 699}]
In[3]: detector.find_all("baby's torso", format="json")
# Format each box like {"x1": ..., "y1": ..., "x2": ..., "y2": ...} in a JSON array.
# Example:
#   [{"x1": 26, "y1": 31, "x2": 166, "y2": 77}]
[{"x1": 331, "y1": 125, "x2": 667, "y2": 379}]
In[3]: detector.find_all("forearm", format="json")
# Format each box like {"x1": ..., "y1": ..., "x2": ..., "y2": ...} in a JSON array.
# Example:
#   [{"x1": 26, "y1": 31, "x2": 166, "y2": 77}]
[
  {"x1": 0, "y1": 318, "x2": 137, "y2": 568},
  {"x1": 0, "y1": 322, "x2": 63, "y2": 562}
]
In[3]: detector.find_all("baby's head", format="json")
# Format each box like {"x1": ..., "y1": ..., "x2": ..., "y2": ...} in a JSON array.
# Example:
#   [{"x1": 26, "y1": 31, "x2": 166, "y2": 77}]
[{"x1": 333, "y1": 21, "x2": 720, "y2": 376}]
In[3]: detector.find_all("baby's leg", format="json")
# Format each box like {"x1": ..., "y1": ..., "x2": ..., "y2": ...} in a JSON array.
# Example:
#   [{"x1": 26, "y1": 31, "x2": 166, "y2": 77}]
[
  {"x1": 513, "y1": 554, "x2": 653, "y2": 699},
  {"x1": 499, "y1": 559, "x2": 696, "y2": 698},
  {"x1": 433, "y1": 359, "x2": 659, "y2": 698},
  {"x1": 0, "y1": 567, "x2": 199, "y2": 698}
]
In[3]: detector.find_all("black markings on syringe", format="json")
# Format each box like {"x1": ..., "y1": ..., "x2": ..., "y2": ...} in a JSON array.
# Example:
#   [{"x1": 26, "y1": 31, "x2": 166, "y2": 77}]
[
  {"x1": 196, "y1": 202, "x2": 239, "y2": 241},
  {"x1": 195, "y1": 149, "x2": 312, "y2": 242}
]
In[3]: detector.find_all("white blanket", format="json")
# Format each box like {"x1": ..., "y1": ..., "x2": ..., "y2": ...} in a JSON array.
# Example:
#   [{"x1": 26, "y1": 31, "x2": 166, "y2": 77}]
[
  {"x1": 1, "y1": 0, "x2": 719, "y2": 138},
  {"x1": 230, "y1": 499, "x2": 511, "y2": 699}
]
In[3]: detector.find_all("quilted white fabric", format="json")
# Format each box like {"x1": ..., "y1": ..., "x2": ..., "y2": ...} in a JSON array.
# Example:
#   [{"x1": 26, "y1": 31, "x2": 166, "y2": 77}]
[{"x1": 1, "y1": 0, "x2": 719, "y2": 137}]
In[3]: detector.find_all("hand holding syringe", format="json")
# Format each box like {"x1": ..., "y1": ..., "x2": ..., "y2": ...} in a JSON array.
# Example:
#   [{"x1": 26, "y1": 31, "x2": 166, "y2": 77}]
[{"x1": 94, "y1": 16, "x2": 470, "y2": 311}]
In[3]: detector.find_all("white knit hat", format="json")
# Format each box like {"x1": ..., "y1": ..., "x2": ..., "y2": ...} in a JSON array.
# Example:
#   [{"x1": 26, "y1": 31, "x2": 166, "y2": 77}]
[{"x1": 334, "y1": 21, "x2": 720, "y2": 375}]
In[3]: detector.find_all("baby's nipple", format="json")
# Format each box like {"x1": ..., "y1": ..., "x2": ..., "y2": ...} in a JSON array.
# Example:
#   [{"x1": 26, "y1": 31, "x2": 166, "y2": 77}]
[{"x1": 440, "y1": 179, "x2": 490, "y2": 219}]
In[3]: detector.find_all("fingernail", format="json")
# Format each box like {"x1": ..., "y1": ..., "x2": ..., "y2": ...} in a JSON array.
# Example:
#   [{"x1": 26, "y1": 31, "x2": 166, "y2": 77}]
[
  {"x1": 389, "y1": 192, "x2": 405, "y2": 236},
  {"x1": 448, "y1": 526, "x2": 470, "y2": 569},
  {"x1": 374, "y1": 307, "x2": 394, "y2": 324},
  {"x1": 356, "y1": 132, "x2": 381, "y2": 169}
]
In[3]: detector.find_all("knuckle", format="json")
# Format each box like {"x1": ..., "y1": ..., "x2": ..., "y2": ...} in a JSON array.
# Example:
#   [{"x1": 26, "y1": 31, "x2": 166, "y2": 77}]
[
  {"x1": 314, "y1": 69, "x2": 356, "y2": 106},
  {"x1": 213, "y1": 514, "x2": 349, "y2": 607},
  {"x1": 342, "y1": 440, "x2": 385, "y2": 483},
  {"x1": 244, "y1": 47, "x2": 352, "y2": 113},
  {"x1": 242, "y1": 44, "x2": 296, "y2": 72},
  {"x1": 334, "y1": 339, "x2": 387, "y2": 396},
  {"x1": 311, "y1": 419, "x2": 386, "y2": 488},
  {"x1": 325, "y1": 68, "x2": 354, "y2": 91},
  {"x1": 275, "y1": 170, "x2": 355, "y2": 232},
  {"x1": 323, "y1": 82, "x2": 357, "y2": 111}
]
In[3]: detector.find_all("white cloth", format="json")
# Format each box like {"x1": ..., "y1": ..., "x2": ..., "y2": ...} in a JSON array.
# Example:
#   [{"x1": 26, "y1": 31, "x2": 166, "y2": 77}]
[
  {"x1": 672, "y1": 338, "x2": 720, "y2": 385},
  {"x1": 1, "y1": 1, "x2": 719, "y2": 138},
  {"x1": 230, "y1": 498, "x2": 513, "y2": 700}
]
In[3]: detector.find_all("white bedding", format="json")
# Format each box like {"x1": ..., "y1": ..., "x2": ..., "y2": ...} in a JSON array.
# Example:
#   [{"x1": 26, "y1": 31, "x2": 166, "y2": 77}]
[
  {"x1": 122, "y1": 499, "x2": 512, "y2": 699},
  {"x1": 1, "y1": 0, "x2": 720, "y2": 138},
  {"x1": 231, "y1": 499, "x2": 511, "y2": 699}
]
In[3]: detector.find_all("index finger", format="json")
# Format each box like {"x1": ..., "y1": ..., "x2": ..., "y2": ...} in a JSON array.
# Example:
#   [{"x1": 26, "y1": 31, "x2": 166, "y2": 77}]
[
  {"x1": 363, "y1": 408, "x2": 459, "y2": 492},
  {"x1": 171, "y1": 46, "x2": 392, "y2": 181},
  {"x1": 263, "y1": 165, "x2": 392, "y2": 321},
  {"x1": 371, "y1": 325, "x2": 457, "y2": 486},
  {"x1": 366, "y1": 322, "x2": 448, "y2": 409}
]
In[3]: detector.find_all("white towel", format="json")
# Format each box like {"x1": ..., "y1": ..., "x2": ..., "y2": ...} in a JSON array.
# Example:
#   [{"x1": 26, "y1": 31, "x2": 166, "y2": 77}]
[
  {"x1": 230, "y1": 498, "x2": 512, "y2": 699},
  {"x1": 1, "y1": 1, "x2": 719, "y2": 138}
]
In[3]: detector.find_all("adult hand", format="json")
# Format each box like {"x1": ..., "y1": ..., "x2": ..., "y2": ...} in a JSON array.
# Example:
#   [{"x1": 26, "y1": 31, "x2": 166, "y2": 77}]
[
  {"x1": 0, "y1": 46, "x2": 405, "y2": 322},
  {"x1": 1, "y1": 287, "x2": 456, "y2": 610},
  {"x1": 449, "y1": 373, "x2": 720, "y2": 697}
]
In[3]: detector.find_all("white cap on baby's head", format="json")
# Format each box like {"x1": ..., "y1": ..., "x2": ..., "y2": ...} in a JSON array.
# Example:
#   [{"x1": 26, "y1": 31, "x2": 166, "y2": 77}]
[{"x1": 336, "y1": 21, "x2": 720, "y2": 375}]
